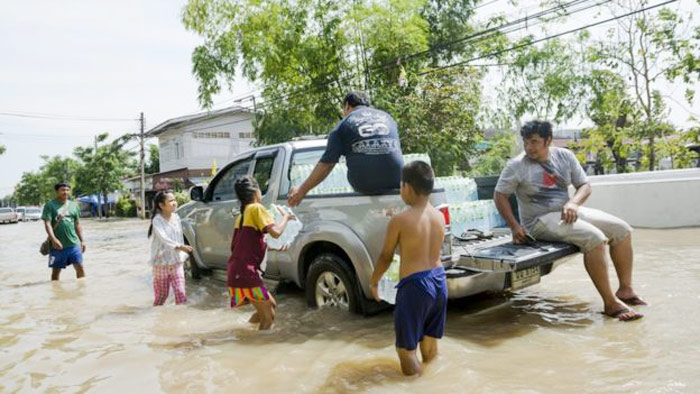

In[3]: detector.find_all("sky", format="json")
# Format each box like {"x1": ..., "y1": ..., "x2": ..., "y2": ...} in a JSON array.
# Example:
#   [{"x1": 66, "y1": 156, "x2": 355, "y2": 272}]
[{"x1": 1, "y1": 0, "x2": 698, "y2": 197}]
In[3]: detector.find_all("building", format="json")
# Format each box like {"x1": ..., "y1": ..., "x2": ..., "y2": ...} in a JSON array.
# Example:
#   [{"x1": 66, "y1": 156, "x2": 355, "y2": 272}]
[{"x1": 145, "y1": 106, "x2": 256, "y2": 190}]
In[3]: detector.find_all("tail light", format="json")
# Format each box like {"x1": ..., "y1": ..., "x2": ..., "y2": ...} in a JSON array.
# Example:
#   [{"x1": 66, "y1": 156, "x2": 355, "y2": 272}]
[{"x1": 437, "y1": 204, "x2": 450, "y2": 226}]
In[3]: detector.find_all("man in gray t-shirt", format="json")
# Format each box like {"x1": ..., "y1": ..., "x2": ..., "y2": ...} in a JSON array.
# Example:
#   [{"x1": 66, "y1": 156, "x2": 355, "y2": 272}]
[{"x1": 494, "y1": 121, "x2": 645, "y2": 322}]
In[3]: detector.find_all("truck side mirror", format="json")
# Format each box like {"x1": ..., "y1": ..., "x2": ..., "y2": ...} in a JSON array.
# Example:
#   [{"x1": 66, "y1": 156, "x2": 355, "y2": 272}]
[{"x1": 190, "y1": 186, "x2": 204, "y2": 202}]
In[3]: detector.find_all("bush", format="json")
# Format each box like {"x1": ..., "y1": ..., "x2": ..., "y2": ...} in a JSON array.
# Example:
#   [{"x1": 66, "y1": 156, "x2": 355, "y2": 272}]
[
  {"x1": 116, "y1": 196, "x2": 137, "y2": 217},
  {"x1": 174, "y1": 191, "x2": 191, "y2": 207}
]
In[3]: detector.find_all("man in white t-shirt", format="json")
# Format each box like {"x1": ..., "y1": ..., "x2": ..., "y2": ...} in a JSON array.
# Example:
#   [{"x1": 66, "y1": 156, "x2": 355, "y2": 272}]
[{"x1": 494, "y1": 121, "x2": 646, "y2": 322}]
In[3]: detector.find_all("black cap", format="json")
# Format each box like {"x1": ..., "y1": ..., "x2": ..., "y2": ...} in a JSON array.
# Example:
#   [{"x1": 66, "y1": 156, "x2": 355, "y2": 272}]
[{"x1": 54, "y1": 181, "x2": 71, "y2": 190}]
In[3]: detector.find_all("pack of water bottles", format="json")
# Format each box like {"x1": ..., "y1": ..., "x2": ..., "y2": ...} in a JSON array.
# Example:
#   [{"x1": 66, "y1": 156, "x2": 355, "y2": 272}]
[
  {"x1": 434, "y1": 176, "x2": 479, "y2": 204},
  {"x1": 290, "y1": 161, "x2": 354, "y2": 196},
  {"x1": 449, "y1": 200, "x2": 507, "y2": 237},
  {"x1": 403, "y1": 153, "x2": 432, "y2": 166},
  {"x1": 377, "y1": 254, "x2": 401, "y2": 304},
  {"x1": 265, "y1": 204, "x2": 304, "y2": 250}
]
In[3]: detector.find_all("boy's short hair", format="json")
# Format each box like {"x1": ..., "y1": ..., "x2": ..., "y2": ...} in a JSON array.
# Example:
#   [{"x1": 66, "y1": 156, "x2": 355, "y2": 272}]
[
  {"x1": 54, "y1": 181, "x2": 71, "y2": 191},
  {"x1": 401, "y1": 161, "x2": 434, "y2": 196},
  {"x1": 343, "y1": 90, "x2": 371, "y2": 108},
  {"x1": 520, "y1": 120, "x2": 553, "y2": 140}
]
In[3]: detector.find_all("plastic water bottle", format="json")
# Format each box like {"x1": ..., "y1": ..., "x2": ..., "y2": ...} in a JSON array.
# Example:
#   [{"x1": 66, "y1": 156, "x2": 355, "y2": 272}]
[{"x1": 378, "y1": 255, "x2": 401, "y2": 304}]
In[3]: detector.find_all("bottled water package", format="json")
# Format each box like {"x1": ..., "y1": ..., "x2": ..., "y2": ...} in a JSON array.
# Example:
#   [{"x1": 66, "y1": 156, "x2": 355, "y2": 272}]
[
  {"x1": 377, "y1": 255, "x2": 401, "y2": 304},
  {"x1": 266, "y1": 204, "x2": 303, "y2": 250},
  {"x1": 403, "y1": 153, "x2": 431, "y2": 166},
  {"x1": 435, "y1": 176, "x2": 478, "y2": 204}
]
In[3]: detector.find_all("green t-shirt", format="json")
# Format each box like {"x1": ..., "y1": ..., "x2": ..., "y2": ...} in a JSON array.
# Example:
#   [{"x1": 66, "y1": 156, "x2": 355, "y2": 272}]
[{"x1": 42, "y1": 199, "x2": 81, "y2": 249}]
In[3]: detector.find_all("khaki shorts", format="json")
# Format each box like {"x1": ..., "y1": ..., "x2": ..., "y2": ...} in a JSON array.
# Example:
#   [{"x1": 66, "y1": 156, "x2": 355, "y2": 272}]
[{"x1": 531, "y1": 207, "x2": 632, "y2": 254}]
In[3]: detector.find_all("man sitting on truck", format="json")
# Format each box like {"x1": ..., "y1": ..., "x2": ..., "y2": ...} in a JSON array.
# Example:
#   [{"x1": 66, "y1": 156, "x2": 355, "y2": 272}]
[
  {"x1": 287, "y1": 90, "x2": 404, "y2": 206},
  {"x1": 493, "y1": 120, "x2": 646, "y2": 322}
]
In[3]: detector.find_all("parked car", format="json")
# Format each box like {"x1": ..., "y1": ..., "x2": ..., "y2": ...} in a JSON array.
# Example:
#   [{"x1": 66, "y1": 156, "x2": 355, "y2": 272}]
[
  {"x1": 15, "y1": 207, "x2": 26, "y2": 221},
  {"x1": 23, "y1": 207, "x2": 42, "y2": 221},
  {"x1": 178, "y1": 139, "x2": 578, "y2": 315},
  {"x1": 0, "y1": 207, "x2": 19, "y2": 224}
]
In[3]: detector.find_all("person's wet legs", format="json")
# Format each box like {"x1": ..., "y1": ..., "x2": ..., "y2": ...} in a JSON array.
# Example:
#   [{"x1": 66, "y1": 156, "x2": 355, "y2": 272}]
[
  {"x1": 51, "y1": 268, "x2": 61, "y2": 281},
  {"x1": 74, "y1": 264, "x2": 85, "y2": 279},
  {"x1": 584, "y1": 242, "x2": 641, "y2": 320},
  {"x1": 419, "y1": 336, "x2": 438, "y2": 364},
  {"x1": 252, "y1": 300, "x2": 274, "y2": 330},
  {"x1": 609, "y1": 234, "x2": 645, "y2": 304},
  {"x1": 396, "y1": 348, "x2": 422, "y2": 376}
]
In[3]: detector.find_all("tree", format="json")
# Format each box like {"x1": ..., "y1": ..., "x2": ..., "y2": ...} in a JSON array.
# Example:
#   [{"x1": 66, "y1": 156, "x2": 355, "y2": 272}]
[
  {"x1": 499, "y1": 36, "x2": 588, "y2": 125},
  {"x1": 578, "y1": 69, "x2": 637, "y2": 173},
  {"x1": 145, "y1": 144, "x2": 160, "y2": 174},
  {"x1": 394, "y1": 67, "x2": 483, "y2": 175},
  {"x1": 0, "y1": 144, "x2": 5, "y2": 155},
  {"x1": 591, "y1": 0, "x2": 700, "y2": 170},
  {"x1": 14, "y1": 171, "x2": 45, "y2": 206},
  {"x1": 74, "y1": 133, "x2": 137, "y2": 218},
  {"x1": 468, "y1": 130, "x2": 518, "y2": 176}
]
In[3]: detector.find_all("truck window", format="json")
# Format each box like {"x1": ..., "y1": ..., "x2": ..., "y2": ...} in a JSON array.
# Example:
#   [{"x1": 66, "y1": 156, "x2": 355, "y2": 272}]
[
  {"x1": 211, "y1": 158, "x2": 253, "y2": 201},
  {"x1": 253, "y1": 156, "x2": 276, "y2": 196}
]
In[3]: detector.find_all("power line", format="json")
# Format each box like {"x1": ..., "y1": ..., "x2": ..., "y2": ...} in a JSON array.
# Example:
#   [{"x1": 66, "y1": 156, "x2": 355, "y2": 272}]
[
  {"x1": 419, "y1": 0, "x2": 677, "y2": 76},
  {"x1": 0, "y1": 110, "x2": 138, "y2": 122}
]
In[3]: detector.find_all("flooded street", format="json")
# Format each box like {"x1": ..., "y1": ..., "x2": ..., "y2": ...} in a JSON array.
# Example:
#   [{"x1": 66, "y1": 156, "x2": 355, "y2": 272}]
[{"x1": 1, "y1": 219, "x2": 699, "y2": 393}]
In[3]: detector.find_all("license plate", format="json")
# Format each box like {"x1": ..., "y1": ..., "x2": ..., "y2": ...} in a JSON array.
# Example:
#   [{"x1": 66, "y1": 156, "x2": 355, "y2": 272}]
[{"x1": 510, "y1": 266, "x2": 541, "y2": 290}]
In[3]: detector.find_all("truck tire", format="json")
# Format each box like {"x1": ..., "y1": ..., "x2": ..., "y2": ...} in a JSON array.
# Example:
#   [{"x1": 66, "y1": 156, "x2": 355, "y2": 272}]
[
  {"x1": 305, "y1": 253, "x2": 359, "y2": 313},
  {"x1": 183, "y1": 238, "x2": 205, "y2": 280}
]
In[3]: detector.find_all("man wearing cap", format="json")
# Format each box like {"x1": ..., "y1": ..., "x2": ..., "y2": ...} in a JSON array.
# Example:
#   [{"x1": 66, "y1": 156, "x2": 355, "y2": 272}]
[
  {"x1": 42, "y1": 181, "x2": 86, "y2": 281},
  {"x1": 287, "y1": 90, "x2": 404, "y2": 206}
]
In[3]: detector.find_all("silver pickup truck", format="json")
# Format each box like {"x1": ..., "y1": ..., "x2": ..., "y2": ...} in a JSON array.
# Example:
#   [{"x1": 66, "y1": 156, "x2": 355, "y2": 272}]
[{"x1": 178, "y1": 139, "x2": 578, "y2": 315}]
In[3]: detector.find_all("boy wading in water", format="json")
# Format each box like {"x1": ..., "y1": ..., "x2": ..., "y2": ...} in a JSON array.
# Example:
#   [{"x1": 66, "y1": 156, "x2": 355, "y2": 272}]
[{"x1": 370, "y1": 161, "x2": 448, "y2": 376}]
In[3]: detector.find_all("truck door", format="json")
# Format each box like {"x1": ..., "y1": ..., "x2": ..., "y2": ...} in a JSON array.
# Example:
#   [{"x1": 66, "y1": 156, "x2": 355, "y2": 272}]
[{"x1": 195, "y1": 155, "x2": 253, "y2": 269}]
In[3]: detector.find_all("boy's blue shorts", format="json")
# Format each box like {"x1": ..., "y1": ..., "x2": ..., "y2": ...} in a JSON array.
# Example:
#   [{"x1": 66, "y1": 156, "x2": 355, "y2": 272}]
[
  {"x1": 394, "y1": 266, "x2": 448, "y2": 350},
  {"x1": 48, "y1": 245, "x2": 83, "y2": 270}
]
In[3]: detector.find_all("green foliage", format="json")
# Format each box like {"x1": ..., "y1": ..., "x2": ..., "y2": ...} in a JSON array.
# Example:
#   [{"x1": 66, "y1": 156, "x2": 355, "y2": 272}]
[
  {"x1": 145, "y1": 144, "x2": 160, "y2": 174},
  {"x1": 182, "y1": 0, "x2": 506, "y2": 174},
  {"x1": 116, "y1": 196, "x2": 137, "y2": 217},
  {"x1": 73, "y1": 133, "x2": 137, "y2": 202},
  {"x1": 500, "y1": 37, "x2": 588, "y2": 124},
  {"x1": 393, "y1": 68, "x2": 483, "y2": 176},
  {"x1": 468, "y1": 131, "x2": 518, "y2": 177},
  {"x1": 174, "y1": 191, "x2": 191, "y2": 207},
  {"x1": 13, "y1": 156, "x2": 81, "y2": 205},
  {"x1": 0, "y1": 144, "x2": 5, "y2": 155}
]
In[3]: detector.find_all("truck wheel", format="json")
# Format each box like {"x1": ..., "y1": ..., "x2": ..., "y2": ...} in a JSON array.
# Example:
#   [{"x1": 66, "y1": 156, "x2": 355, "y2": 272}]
[{"x1": 306, "y1": 253, "x2": 359, "y2": 313}]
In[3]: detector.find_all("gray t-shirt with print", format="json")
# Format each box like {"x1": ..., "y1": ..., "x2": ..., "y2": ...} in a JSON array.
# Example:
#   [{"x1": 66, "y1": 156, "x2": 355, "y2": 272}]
[{"x1": 495, "y1": 147, "x2": 588, "y2": 230}]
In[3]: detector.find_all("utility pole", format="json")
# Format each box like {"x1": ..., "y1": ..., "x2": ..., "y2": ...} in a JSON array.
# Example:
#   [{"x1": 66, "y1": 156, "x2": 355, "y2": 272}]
[
  {"x1": 94, "y1": 135, "x2": 102, "y2": 219},
  {"x1": 139, "y1": 112, "x2": 146, "y2": 220}
]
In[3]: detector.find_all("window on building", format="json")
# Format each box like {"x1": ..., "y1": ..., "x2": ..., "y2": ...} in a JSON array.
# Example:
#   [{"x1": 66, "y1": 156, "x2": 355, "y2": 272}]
[
  {"x1": 239, "y1": 132, "x2": 254, "y2": 139},
  {"x1": 192, "y1": 131, "x2": 231, "y2": 139}
]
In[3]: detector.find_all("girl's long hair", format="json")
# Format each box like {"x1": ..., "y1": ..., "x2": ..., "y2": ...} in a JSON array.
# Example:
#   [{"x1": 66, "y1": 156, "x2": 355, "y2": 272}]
[
  {"x1": 148, "y1": 191, "x2": 170, "y2": 238},
  {"x1": 234, "y1": 176, "x2": 259, "y2": 228}
]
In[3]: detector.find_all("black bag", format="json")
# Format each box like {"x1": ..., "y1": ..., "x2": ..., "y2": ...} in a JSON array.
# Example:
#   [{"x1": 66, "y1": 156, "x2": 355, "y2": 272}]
[{"x1": 39, "y1": 214, "x2": 62, "y2": 256}]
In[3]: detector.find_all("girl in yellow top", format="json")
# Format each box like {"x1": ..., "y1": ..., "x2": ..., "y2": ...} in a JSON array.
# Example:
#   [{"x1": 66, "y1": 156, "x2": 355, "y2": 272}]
[{"x1": 228, "y1": 176, "x2": 294, "y2": 330}]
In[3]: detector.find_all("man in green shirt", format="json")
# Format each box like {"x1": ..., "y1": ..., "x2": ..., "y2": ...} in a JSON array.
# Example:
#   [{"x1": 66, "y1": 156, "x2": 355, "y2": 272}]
[{"x1": 42, "y1": 181, "x2": 87, "y2": 281}]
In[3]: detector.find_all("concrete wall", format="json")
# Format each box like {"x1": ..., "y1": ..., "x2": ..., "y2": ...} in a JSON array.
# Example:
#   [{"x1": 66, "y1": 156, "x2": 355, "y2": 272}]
[{"x1": 581, "y1": 168, "x2": 700, "y2": 228}]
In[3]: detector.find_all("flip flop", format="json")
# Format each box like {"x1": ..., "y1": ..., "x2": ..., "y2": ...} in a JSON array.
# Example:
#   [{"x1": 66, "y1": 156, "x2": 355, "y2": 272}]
[
  {"x1": 605, "y1": 308, "x2": 644, "y2": 322},
  {"x1": 619, "y1": 296, "x2": 648, "y2": 306}
]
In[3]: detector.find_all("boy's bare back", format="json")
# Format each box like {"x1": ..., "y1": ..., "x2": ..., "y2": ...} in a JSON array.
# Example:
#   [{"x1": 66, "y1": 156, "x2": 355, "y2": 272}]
[{"x1": 393, "y1": 203, "x2": 445, "y2": 279}]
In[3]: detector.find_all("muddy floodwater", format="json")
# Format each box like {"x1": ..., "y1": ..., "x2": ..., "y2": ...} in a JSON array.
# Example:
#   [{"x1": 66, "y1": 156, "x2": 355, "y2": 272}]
[{"x1": 1, "y1": 219, "x2": 699, "y2": 393}]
